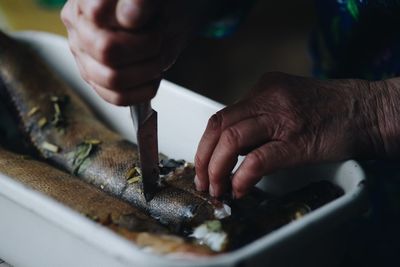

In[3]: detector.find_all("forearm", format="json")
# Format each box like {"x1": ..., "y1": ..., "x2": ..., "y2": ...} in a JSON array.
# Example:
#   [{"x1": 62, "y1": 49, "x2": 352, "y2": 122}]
[{"x1": 370, "y1": 77, "x2": 400, "y2": 158}]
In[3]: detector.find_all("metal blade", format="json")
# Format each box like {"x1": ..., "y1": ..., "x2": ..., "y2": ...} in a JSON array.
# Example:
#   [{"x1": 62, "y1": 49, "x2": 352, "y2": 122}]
[{"x1": 130, "y1": 104, "x2": 160, "y2": 202}]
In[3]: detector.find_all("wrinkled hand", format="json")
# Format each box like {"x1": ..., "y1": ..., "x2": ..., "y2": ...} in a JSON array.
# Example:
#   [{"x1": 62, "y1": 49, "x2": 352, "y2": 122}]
[
  {"x1": 61, "y1": 0, "x2": 212, "y2": 105},
  {"x1": 195, "y1": 72, "x2": 386, "y2": 198}
]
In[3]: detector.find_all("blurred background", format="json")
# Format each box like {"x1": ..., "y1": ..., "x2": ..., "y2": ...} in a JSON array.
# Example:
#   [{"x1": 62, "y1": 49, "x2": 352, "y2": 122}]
[{"x1": 0, "y1": 0, "x2": 315, "y2": 105}]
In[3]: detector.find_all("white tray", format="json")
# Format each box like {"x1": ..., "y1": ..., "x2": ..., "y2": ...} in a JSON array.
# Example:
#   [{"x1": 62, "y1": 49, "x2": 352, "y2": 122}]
[{"x1": 0, "y1": 32, "x2": 368, "y2": 267}]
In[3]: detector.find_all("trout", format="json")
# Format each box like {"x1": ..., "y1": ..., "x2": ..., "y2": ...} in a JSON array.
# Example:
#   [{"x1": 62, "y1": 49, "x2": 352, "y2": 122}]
[
  {"x1": 0, "y1": 31, "x2": 222, "y2": 232},
  {"x1": 0, "y1": 31, "x2": 344, "y2": 253},
  {"x1": 0, "y1": 145, "x2": 213, "y2": 256}
]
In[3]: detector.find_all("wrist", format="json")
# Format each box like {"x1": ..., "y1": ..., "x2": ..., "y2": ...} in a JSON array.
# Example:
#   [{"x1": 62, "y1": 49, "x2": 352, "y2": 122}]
[{"x1": 369, "y1": 78, "x2": 400, "y2": 159}]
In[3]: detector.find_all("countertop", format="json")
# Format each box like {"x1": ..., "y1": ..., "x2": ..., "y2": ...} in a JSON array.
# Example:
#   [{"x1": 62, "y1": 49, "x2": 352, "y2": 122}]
[{"x1": 0, "y1": 0, "x2": 66, "y2": 35}]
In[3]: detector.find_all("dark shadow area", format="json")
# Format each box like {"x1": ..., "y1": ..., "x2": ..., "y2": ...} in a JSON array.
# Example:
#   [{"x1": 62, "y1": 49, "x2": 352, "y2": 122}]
[{"x1": 165, "y1": 0, "x2": 315, "y2": 104}]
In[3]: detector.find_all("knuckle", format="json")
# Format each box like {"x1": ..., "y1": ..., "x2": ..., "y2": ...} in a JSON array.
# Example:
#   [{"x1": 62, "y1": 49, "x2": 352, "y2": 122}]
[
  {"x1": 93, "y1": 86, "x2": 127, "y2": 106},
  {"x1": 232, "y1": 177, "x2": 245, "y2": 193},
  {"x1": 85, "y1": 1, "x2": 104, "y2": 23},
  {"x1": 60, "y1": 6, "x2": 70, "y2": 25},
  {"x1": 221, "y1": 127, "x2": 241, "y2": 149},
  {"x1": 103, "y1": 68, "x2": 121, "y2": 89},
  {"x1": 107, "y1": 93, "x2": 127, "y2": 106},
  {"x1": 208, "y1": 165, "x2": 219, "y2": 182},
  {"x1": 96, "y1": 36, "x2": 117, "y2": 64},
  {"x1": 246, "y1": 150, "x2": 266, "y2": 175},
  {"x1": 207, "y1": 112, "x2": 223, "y2": 132},
  {"x1": 194, "y1": 154, "x2": 205, "y2": 170}
]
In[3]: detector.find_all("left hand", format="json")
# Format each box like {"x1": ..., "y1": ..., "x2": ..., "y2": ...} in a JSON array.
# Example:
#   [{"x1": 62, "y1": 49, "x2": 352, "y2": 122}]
[
  {"x1": 194, "y1": 72, "x2": 385, "y2": 198},
  {"x1": 61, "y1": 0, "x2": 219, "y2": 105}
]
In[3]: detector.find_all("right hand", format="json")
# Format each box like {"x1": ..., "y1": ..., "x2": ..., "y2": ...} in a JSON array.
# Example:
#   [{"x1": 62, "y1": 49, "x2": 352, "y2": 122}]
[
  {"x1": 61, "y1": 0, "x2": 212, "y2": 106},
  {"x1": 194, "y1": 72, "x2": 391, "y2": 198}
]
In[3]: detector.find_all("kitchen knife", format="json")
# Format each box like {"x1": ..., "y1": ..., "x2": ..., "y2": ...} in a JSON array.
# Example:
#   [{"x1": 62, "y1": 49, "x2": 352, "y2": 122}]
[{"x1": 130, "y1": 102, "x2": 161, "y2": 201}]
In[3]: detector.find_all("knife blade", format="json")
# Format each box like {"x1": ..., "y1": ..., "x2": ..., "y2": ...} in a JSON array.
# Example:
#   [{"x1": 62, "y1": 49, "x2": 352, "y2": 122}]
[{"x1": 130, "y1": 102, "x2": 161, "y2": 202}]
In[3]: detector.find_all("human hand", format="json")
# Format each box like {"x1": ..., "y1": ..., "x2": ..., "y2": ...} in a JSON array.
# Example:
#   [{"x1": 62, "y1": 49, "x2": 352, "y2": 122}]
[
  {"x1": 195, "y1": 72, "x2": 388, "y2": 198},
  {"x1": 61, "y1": 0, "x2": 214, "y2": 105}
]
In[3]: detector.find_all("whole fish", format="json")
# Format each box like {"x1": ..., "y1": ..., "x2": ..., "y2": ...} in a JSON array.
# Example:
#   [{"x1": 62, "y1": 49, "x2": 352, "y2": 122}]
[
  {"x1": 0, "y1": 145, "x2": 213, "y2": 256},
  {"x1": 0, "y1": 31, "x2": 221, "y2": 231},
  {"x1": 0, "y1": 31, "x2": 344, "y2": 253}
]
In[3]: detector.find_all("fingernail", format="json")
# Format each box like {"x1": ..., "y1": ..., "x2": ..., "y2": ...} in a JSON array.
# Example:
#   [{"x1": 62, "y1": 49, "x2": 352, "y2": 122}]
[
  {"x1": 117, "y1": 0, "x2": 139, "y2": 27},
  {"x1": 194, "y1": 175, "x2": 201, "y2": 190},
  {"x1": 194, "y1": 175, "x2": 207, "y2": 191},
  {"x1": 209, "y1": 185, "x2": 215, "y2": 197}
]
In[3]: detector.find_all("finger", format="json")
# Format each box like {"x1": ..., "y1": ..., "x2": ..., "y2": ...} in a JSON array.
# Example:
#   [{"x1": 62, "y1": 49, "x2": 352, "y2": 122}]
[
  {"x1": 71, "y1": 47, "x2": 89, "y2": 82},
  {"x1": 79, "y1": 0, "x2": 118, "y2": 27},
  {"x1": 194, "y1": 100, "x2": 258, "y2": 191},
  {"x1": 72, "y1": 49, "x2": 160, "y2": 106},
  {"x1": 61, "y1": 0, "x2": 78, "y2": 31},
  {"x1": 116, "y1": 0, "x2": 159, "y2": 29},
  {"x1": 65, "y1": 23, "x2": 81, "y2": 56},
  {"x1": 232, "y1": 142, "x2": 298, "y2": 199},
  {"x1": 88, "y1": 79, "x2": 160, "y2": 106},
  {"x1": 75, "y1": 16, "x2": 162, "y2": 67},
  {"x1": 207, "y1": 116, "x2": 273, "y2": 197},
  {"x1": 77, "y1": 50, "x2": 162, "y2": 91}
]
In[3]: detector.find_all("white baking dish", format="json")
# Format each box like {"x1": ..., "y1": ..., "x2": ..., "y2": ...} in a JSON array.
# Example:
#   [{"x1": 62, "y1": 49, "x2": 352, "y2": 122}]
[{"x1": 0, "y1": 32, "x2": 368, "y2": 267}]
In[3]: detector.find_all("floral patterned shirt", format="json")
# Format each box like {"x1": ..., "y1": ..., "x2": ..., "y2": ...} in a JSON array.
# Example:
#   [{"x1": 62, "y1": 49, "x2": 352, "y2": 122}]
[{"x1": 312, "y1": 0, "x2": 400, "y2": 80}]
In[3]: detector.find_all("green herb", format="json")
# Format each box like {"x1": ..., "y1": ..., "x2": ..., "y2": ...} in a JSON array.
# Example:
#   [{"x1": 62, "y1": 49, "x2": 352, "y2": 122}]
[
  {"x1": 71, "y1": 140, "x2": 101, "y2": 175},
  {"x1": 72, "y1": 142, "x2": 93, "y2": 175},
  {"x1": 52, "y1": 102, "x2": 64, "y2": 127},
  {"x1": 50, "y1": 95, "x2": 68, "y2": 129},
  {"x1": 41, "y1": 141, "x2": 60, "y2": 153},
  {"x1": 205, "y1": 220, "x2": 222, "y2": 232},
  {"x1": 78, "y1": 158, "x2": 92, "y2": 175},
  {"x1": 54, "y1": 102, "x2": 61, "y2": 114},
  {"x1": 134, "y1": 167, "x2": 141, "y2": 175},
  {"x1": 27, "y1": 106, "x2": 40, "y2": 117},
  {"x1": 290, "y1": 203, "x2": 311, "y2": 221},
  {"x1": 85, "y1": 139, "x2": 102, "y2": 145},
  {"x1": 126, "y1": 167, "x2": 142, "y2": 184},
  {"x1": 38, "y1": 117, "x2": 48, "y2": 128},
  {"x1": 127, "y1": 176, "x2": 141, "y2": 184},
  {"x1": 126, "y1": 167, "x2": 141, "y2": 179}
]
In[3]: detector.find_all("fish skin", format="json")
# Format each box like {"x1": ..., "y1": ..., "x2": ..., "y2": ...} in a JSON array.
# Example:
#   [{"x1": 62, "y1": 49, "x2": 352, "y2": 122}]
[
  {"x1": 0, "y1": 31, "x2": 217, "y2": 230},
  {"x1": 0, "y1": 146, "x2": 214, "y2": 256},
  {"x1": 0, "y1": 32, "x2": 345, "y2": 253},
  {"x1": 0, "y1": 146, "x2": 165, "y2": 232}
]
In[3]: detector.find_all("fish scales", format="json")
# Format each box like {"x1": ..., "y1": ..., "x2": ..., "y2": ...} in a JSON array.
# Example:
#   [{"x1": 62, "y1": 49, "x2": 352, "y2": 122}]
[
  {"x1": 0, "y1": 31, "x2": 216, "y2": 230},
  {"x1": 0, "y1": 146, "x2": 213, "y2": 255},
  {"x1": 0, "y1": 31, "x2": 345, "y2": 253}
]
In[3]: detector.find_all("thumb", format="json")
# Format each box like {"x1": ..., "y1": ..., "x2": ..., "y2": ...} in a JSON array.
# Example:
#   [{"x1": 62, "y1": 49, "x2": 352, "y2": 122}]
[
  {"x1": 116, "y1": 0, "x2": 157, "y2": 29},
  {"x1": 232, "y1": 141, "x2": 299, "y2": 198}
]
